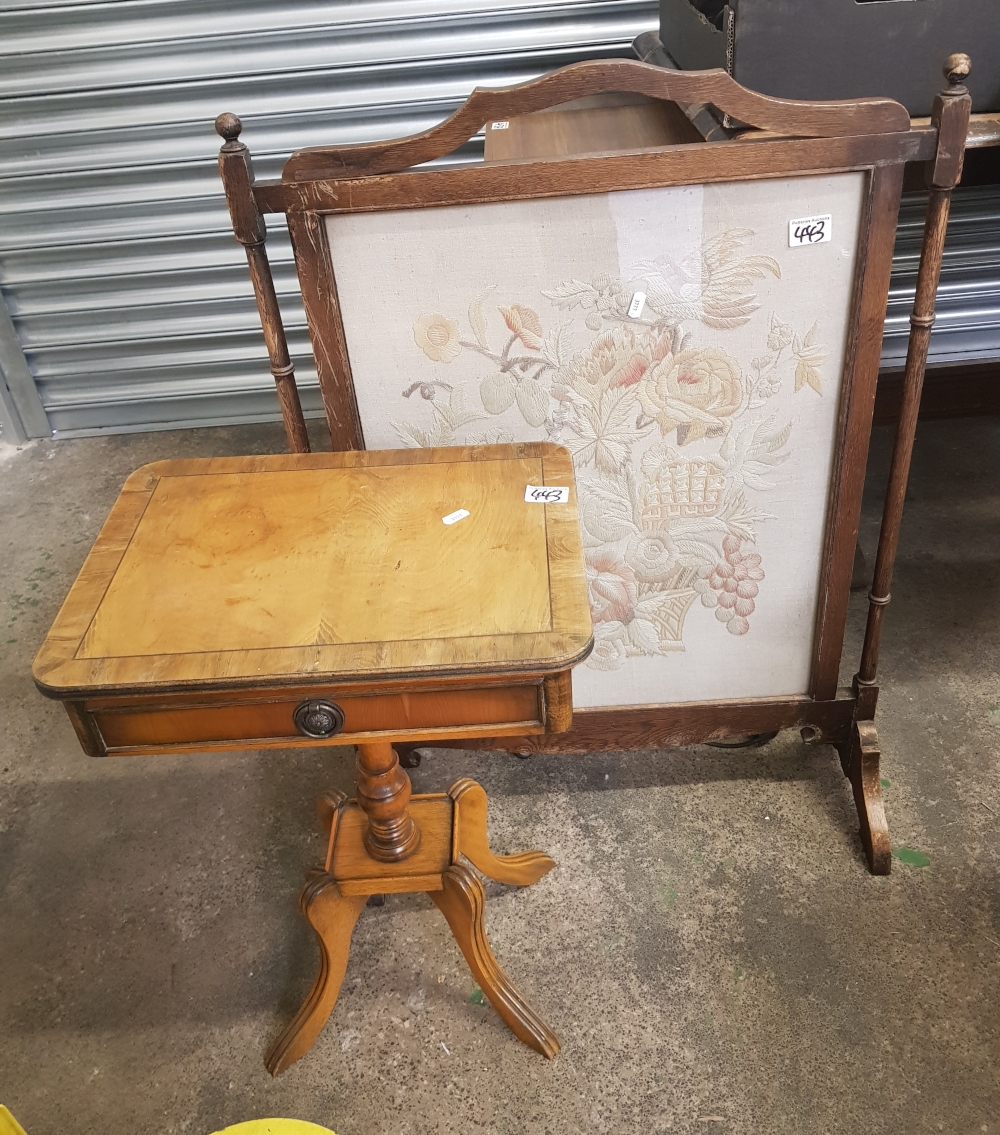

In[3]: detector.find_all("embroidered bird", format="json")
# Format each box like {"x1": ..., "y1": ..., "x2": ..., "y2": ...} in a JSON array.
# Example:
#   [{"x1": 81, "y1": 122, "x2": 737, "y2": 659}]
[{"x1": 636, "y1": 228, "x2": 780, "y2": 330}]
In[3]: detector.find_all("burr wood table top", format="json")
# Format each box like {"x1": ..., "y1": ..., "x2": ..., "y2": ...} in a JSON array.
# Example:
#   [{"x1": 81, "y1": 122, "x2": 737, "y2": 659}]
[{"x1": 34, "y1": 442, "x2": 592, "y2": 700}]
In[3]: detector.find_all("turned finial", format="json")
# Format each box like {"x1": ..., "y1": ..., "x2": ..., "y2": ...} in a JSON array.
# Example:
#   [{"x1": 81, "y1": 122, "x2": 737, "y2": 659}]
[
  {"x1": 944, "y1": 53, "x2": 971, "y2": 88},
  {"x1": 215, "y1": 112, "x2": 243, "y2": 145}
]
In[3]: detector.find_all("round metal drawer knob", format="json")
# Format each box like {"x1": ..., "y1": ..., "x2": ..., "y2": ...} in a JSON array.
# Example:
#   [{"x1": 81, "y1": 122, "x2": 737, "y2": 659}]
[{"x1": 294, "y1": 699, "x2": 345, "y2": 739}]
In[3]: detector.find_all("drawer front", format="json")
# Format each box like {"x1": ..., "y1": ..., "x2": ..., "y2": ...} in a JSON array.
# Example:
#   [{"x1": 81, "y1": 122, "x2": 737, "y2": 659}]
[{"x1": 88, "y1": 683, "x2": 545, "y2": 755}]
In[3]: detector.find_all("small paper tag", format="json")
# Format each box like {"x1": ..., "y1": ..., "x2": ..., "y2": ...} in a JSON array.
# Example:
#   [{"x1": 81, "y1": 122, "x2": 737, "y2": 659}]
[
  {"x1": 789, "y1": 214, "x2": 832, "y2": 247},
  {"x1": 491, "y1": 120, "x2": 509, "y2": 130},
  {"x1": 442, "y1": 508, "x2": 470, "y2": 525},
  {"x1": 524, "y1": 485, "x2": 570, "y2": 504},
  {"x1": 627, "y1": 291, "x2": 647, "y2": 318}
]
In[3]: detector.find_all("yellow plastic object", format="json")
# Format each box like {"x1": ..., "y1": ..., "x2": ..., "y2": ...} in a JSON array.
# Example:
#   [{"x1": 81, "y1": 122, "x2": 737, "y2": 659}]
[
  {"x1": 210, "y1": 1123, "x2": 336, "y2": 1135},
  {"x1": 0, "y1": 1107, "x2": 29, "y2": 1135}
]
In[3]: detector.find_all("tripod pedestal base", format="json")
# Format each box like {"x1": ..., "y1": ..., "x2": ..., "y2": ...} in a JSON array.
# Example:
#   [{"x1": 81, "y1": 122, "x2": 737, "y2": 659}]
[{"x1": 265, "y1": 778, "x2": 558, "y2": 1074}]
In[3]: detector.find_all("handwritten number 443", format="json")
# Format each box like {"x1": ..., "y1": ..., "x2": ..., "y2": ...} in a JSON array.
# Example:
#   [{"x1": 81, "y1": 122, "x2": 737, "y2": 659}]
[
  {"x1": 789, "y1": 214, "x2": 831, "y2": 247},
  {"x1": 524, "y1": 485, "x2": 570, "y2": 503},
  {"x1": 794, "y1": 220, "x2": 826, "y2": 244}
]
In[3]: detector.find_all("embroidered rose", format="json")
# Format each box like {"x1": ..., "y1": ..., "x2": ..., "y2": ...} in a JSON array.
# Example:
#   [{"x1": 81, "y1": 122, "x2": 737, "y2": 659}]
[
  {"x1": 560, "y1": 326, "x2": 668, "y2": 396},
  {"x1": 414, "y1": 313, "x2": 461, "y2": 362},
  {"x1": 587, "y1": 628, "x2": 628, "y2": 671},
  {"x1": 585, "y1": 549, "x2": 637, "y2": 624},
  {"x1": 638, "y1": 347, "x2": 742, "y2": 445},
  {"x1": 626, "y1": 531, "x2": 676, "y2": 584}
]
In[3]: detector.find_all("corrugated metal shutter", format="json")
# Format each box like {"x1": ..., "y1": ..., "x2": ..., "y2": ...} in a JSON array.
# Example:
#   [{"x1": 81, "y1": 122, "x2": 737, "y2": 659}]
[
  {"x1": 882, "y1": 184, "x2": 1000, "y2": 370},
  {"x1": 1, "y1": 3, "x2": 996, "y2": 437},
  {"x1": 0, "y1": 0, "x2": 660, "y2": 436}
]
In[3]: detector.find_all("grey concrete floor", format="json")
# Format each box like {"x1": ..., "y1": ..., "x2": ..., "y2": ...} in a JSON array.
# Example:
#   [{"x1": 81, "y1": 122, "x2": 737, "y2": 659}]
[{"x1": 1, "y1": 417, "x2": 998, "y2": 1135}]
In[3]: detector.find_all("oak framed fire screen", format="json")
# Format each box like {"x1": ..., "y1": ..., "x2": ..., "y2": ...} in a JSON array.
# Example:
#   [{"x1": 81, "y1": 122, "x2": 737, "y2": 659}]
[{"x1": 218, "y1": 56, "x2": 971, "y2": 874}]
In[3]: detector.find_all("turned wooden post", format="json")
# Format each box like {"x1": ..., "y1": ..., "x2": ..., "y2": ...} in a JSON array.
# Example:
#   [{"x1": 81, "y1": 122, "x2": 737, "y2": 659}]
[
  {"x1": 354, "y1": 741, "x2": 421, "y2": 861},
  {"x1": 855, "y1": 54, "x2": 972, "y2": 699},
  {"x1": 215, "y1": 113, "x2": 311, "y2": 453}
]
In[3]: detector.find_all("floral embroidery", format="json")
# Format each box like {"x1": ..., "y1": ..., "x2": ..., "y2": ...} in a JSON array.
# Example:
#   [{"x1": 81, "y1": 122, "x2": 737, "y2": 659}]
[
  {"x1": 395, "y1": 228, "x2": 828, "y2": 668},
  {"x1": 693, "y1": 535, "x2": 766, "y2": 637},
  {"x1": 637, "y1": 347, "x2": 743, "y2": 445},
  {"x1": 586, "y1": 548, "x2": 637, "y2": 624},
  {"x1": 792, "y1": 322, "x2": 827, "y2": 394},
  {"x1": 414, "y1": 313, "x2": 461, "y2": 362},
  {"x1": 499, "y1": 303, "x2": 544, "y2": 350}
]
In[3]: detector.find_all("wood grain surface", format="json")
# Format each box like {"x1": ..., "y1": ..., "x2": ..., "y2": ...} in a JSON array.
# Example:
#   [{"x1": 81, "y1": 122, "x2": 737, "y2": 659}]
[
  {"x1": 257, "y1": 133, "x2": 926, "y2": 220},
  {"x1": 33, "y1": 444, "x2": 592, "y2": 697},
  {"x1": 425, "y1": 692, "x2": 858, "y2": 754},
  {"x1": 78, "y1": 462, "x2": 552, "y2": 655},
  {"x1": 89, "y1": 681, "x2": 545, "y2": 756}
]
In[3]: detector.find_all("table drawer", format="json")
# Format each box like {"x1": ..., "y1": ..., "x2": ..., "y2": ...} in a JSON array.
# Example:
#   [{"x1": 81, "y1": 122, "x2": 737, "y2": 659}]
[{"x1": 83, "y1": 681, "x2": 548, "y2": 756}]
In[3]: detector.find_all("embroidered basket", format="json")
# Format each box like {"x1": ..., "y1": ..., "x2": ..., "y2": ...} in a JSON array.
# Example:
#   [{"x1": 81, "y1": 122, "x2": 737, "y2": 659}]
[{"x1": 640, "y1": 458, "x2": 726, "y2": 528}]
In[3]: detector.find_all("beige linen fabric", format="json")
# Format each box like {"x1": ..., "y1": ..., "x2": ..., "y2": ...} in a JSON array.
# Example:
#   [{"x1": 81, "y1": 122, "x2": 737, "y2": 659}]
[{"x1": 325, "y1": 173, "x2": 866, "y2": 707}]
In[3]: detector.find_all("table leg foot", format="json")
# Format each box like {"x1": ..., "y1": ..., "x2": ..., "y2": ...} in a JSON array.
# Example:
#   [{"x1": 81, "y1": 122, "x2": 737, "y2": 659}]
[
  {"x1": 429, "y1": 863, "x2": 560, "y2": 1058},
  {"x1": 265, "y1": 870, "x2": 367, "y2": 1076},
  {"x1": 838, "y1": 719, "x2": 891, "y2": 876},
  {"x1": 450, "y1": 778, "x2": 555, "y2": 887}
]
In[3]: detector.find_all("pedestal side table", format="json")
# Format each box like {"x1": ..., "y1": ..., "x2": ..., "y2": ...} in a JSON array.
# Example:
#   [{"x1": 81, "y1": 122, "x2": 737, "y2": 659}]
[{"x1": 33, "y1": 442, "x2": 593, "y2": 1072}]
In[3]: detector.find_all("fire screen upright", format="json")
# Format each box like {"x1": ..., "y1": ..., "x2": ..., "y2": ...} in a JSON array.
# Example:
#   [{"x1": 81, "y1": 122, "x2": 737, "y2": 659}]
[{"x1": 218, "y1": 55, "x2": 972, "y2": 874}]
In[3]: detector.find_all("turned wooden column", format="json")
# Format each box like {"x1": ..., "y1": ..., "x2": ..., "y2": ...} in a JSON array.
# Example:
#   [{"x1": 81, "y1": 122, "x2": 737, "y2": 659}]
[
  {"x1": 354, "y1": 741, "x2": 421, "y2": 861},
  {"x1": 855, "y1": 54, "x2": 972, "y2": 696},
  {"x1": 215, "y1": 112, "x2": 311, "y2": 454}
]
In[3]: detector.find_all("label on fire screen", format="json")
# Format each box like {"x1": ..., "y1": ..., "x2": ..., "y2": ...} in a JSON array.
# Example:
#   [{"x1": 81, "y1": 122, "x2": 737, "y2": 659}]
[{"x1": 788, "y1": 214, "x2": 832, "y2": 247}]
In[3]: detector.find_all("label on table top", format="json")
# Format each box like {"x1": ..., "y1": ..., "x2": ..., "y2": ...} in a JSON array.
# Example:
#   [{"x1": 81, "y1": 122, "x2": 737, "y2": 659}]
[
  {"x1": 491, "y1": 120, "x2": 510, "y2": 129},
  {"x1": 788, "y1": 214, "x2": 832, "y2": 247},
  {"x1": 524, "y1": 485, "x2": 570, "y2": 503},
  {"x1": 627, "y1": 291, "x2": 647, "y2": 318},
  {"x1": 441, "y1": 508, "x2": 470, "y2": 525}
]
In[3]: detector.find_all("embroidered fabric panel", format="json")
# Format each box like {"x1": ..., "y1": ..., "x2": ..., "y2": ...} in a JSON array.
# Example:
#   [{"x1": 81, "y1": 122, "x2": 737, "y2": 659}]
[{"x1": 325, "y1": 173, "x2": 866, "y2": 707}]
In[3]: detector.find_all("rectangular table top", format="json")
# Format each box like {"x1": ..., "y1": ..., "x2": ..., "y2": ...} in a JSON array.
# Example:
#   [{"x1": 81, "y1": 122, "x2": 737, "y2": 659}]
[{"x1": 34, "y1": 443, "x2": 592, "y2": 698}]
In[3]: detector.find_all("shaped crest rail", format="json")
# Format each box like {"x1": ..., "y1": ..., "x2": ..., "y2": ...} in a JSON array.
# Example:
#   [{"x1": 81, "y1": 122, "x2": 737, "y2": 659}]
[{"x1": 281, "y1": 58, "x2": 911, "y2": 182}]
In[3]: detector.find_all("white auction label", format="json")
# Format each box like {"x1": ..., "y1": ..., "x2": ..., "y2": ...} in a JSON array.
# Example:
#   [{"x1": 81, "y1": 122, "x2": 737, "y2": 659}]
[
  {"x1": 788, "y1": 214, "x2": 832, "y2": 247},
  {"x1": 442, "y1": 508, "x2": 470, "y2": 525},
  {"x1": 627, "y1": 291, "x2": 647, "y2": 318},
  {"x1": 524, "y1": 485, "x2": 570, "y2": 503},
  {"x1": 491, "y1": 120, "x2": 509, "y2": 130}
]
